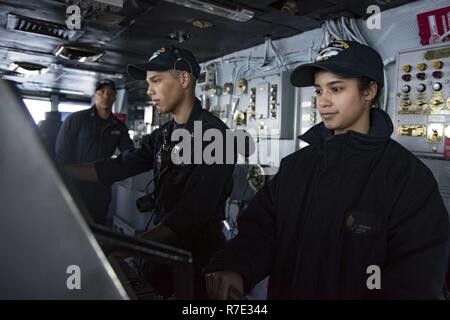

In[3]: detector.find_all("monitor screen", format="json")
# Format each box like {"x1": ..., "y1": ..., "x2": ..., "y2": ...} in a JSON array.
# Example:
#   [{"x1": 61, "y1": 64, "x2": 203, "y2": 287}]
[{"x1": 0, "y1": 79, "x2": 129, "y2": 299}]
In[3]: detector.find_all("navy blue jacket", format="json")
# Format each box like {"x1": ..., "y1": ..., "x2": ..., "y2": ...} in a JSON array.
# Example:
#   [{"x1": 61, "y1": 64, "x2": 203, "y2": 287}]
[
  {"x1": 94, "y1": 98, "x2": 235, "y2": 263},
  {"x1": 55, "y1": 106, "x2": 132, "y2": 164},
  {"x1": 55, "y1": 106, "x2": 133, "y2": 224},
  {"x1": 207, "y1": 107, "x2": 450, "y2": 299}
]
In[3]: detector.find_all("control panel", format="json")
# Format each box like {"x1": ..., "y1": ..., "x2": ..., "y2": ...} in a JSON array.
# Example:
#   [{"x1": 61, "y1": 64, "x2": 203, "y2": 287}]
[
  {"x1": 245, "y1": 71, "x2": 295, "y2": 139},
  {"x1": 394, "y1": 42, "x2": 450, "y2": 158}
]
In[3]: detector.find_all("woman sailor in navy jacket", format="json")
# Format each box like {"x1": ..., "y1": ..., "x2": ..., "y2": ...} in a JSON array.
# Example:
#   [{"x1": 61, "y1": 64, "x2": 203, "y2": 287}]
[{"x1": 205, "y1": 40, "x2": 450, "y2": 300}]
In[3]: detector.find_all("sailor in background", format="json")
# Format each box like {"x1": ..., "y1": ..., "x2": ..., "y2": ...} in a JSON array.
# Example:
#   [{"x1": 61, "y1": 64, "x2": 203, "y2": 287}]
[{"x1": 56, "y1": 79, "x2": 133, "y2": 225}]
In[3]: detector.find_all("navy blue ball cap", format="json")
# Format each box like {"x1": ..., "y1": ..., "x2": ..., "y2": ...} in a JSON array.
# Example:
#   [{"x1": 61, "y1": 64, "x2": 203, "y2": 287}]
[
  {"x1": 128, "y1": 46, "x2": 201, "y2": 80},
  {"x1": 290, "y1": 40, "x2": 384, "y2": 88},
  {"x1": 95, "y1": 79, "x2": 117, "y2": 92}
]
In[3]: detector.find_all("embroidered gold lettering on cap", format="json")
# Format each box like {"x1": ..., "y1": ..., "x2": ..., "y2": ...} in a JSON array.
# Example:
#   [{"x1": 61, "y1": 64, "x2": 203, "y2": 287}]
[
  {"x1": 335, "y1": 40, "x2": 349, "y2": 49},
  {"x1": 149, "y1": 47, "x2": 166, "y2": 62},
  {"x1": 315, "y1": 40, "x2": 349, "y2": 62}
]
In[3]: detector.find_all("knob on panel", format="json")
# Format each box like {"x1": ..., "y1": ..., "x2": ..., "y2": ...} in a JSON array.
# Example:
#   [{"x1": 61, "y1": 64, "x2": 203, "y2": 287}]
[
  {"x1": 416, "y1": 63, "x2": 427, "y2": 71},
  {"x1": 402, "y1": 64, "x2": 412, "y2": 72},
  {"x1": 432, "y1": 82, "x2": 442, "y2": 91},
  {"x1": 416, "y1": 84, "x2": 426, "y2": 92}
]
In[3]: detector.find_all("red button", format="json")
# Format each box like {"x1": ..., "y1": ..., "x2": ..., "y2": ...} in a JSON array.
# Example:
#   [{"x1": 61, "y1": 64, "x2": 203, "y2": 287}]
[
  {"x1": 445, "y1": 136, "x2": 450, "y2": 159},
  {"x1": 432, "y1": 71, "x2": 443, "y2": 79},
  {"x1": 416, "y1": 73, "x2": 426, "y2": 80},
  {"x1": 401, "y1": 74, "x2": 412, "y2": 82}
]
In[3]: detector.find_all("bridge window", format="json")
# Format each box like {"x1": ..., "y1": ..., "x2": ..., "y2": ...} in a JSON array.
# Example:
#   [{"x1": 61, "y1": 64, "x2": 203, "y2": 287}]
[{"x1": 23, "y1": 98, "x2": 51, "y2": 124}]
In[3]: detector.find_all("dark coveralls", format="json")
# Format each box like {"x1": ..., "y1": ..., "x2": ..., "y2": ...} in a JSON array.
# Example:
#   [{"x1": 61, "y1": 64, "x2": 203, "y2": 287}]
[
  {"x1": 55, "y1": 106, "x2": 133, "y2": 225},
  {"x1": 94, "y1": 98, "x2": 235, "y2": 298},
  {"x1": 207, "y1": 107, "x2": 450, "y2": 299}
]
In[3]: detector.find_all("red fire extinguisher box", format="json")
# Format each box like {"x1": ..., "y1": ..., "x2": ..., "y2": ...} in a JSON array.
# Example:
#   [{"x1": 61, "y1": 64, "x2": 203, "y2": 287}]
[
  {"x1": 114, "y1": 112, "x2": 127, "y2": 124},
  {"x1": 417, "y1": 6, "x2": 450, "y2": 45},
  {"x1": 445, "y1": 135, "x2": 450, "y2": 160}
]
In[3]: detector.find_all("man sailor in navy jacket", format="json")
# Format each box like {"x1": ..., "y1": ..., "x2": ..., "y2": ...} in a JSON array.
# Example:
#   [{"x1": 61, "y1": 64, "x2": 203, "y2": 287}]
[{"x1": 56, "y1": 79, "x2": 133, "y2": 225}]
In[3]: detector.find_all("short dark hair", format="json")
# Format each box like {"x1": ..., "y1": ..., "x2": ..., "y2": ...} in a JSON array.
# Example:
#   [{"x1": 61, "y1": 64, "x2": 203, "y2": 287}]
[
  {"x1": 340, "y1": 74, "x2": 382, "y2": 107},
  {"x1": 169, "y1": 69, "x2": 197, "y2": 92}
]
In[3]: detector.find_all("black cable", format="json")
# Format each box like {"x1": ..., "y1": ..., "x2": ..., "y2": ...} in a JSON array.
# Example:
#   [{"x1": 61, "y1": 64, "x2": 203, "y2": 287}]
[
  {"x1": 137, "y1": 170, "x2": 167, "y2": 276},
  {"x1": 144, "y1": 208, "x2": 156, "y2": 233}
]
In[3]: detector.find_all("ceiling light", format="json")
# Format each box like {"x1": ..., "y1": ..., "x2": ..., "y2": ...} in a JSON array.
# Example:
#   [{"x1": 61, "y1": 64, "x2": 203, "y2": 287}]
[
  {"x1": 54, "y1": 45, "x2": 104, "y2": 62},
  {"x1": 94, "y1": 0, "x2": 123, "y2": 7},
  {"x1": 9, "y1": 62, "x2": 48, "y2": 76},
  {"x1": 164, "y1": 0, "x2": 254, "y2": 22},
  {"x1": 92, "y1": 13, "x2": 125, "y2": 25},
  {"x1": 192, "y1": 19, "x2": 214, "y2": 28},
  {"x1": 281, "y1": 0, "x2": 298, "y2": 16}
]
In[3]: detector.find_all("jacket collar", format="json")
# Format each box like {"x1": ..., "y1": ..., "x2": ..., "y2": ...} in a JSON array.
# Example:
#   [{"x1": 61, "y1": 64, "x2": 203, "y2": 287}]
[
  {"x1": 169, "y1": 98, "x2": 203, "y2": 133},
  {"x1": 298, "y1": 107, "x2": 393, "y2": 157},
  {"x1": 90, "y1": 105, "x2": 118, "y2": 125}
]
